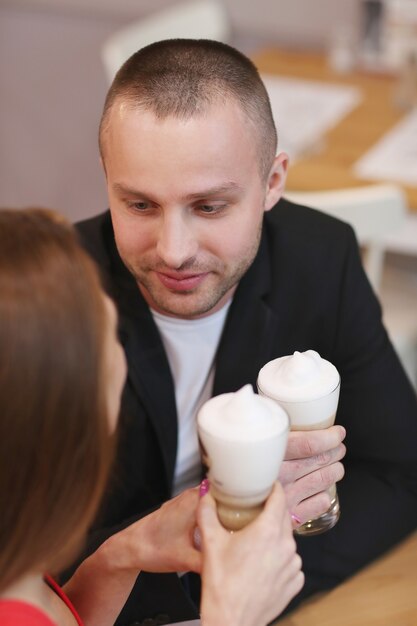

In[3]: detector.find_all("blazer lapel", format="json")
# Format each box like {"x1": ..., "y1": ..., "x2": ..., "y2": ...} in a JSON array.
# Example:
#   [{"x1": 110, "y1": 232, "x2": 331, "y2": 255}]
[
  {"x1": 213, "y1": 231, "x2": 282, "y2": 395},
  {"x1": 107, "y1": 236, "x2": 178, "y2": 490}
]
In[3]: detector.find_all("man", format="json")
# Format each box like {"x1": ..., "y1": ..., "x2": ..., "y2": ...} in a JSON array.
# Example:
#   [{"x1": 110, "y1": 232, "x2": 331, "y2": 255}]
[{"x1": 77, "y1": 39, "x2": 417, "y2": 625}]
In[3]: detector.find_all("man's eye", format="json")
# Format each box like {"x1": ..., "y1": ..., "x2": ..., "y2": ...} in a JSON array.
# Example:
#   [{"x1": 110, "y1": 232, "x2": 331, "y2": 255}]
[
  {"x1": 128, "y1": 201, "x2": 149, "y2": 211},
  {"x1": 199, "y1": 204, "x2": 224, "y2": 214}
]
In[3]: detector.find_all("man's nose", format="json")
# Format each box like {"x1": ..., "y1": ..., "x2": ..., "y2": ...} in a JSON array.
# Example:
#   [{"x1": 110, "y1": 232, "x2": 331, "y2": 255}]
[{"x1": 156, "y1": 212, "x2": 198, "y2": 268}]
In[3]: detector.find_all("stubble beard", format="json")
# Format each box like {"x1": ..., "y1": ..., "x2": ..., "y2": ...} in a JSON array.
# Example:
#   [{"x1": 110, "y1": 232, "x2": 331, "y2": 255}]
[{"x1": 121, "y1": 225, "x2": 263, "y2": 319}]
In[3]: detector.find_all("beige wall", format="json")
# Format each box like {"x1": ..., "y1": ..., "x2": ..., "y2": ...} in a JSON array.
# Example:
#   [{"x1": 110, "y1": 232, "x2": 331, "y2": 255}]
[{"x1": 0, "y1": 0, "x2": 361, "y2": 222}]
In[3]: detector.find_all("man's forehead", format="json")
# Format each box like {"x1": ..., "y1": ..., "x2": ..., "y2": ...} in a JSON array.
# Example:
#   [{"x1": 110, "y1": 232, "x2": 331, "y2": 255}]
[{"x1": 100, "y1": 94, "x2": 266, "y2": 181}]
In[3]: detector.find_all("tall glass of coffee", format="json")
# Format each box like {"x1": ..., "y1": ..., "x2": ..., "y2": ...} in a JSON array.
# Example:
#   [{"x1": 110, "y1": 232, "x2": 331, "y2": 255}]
[
  {"x1": 197, "y1": 384, "x2": 289, "y2": 531},
  {"x1": 257, "y1": 350, "x2": 341, "y2": 536}
]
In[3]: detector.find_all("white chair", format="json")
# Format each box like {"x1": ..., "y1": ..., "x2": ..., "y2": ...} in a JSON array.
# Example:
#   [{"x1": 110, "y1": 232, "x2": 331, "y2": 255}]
[
  {"x1": 102, "y1": 0, "x2": 230, "y2": 83},
  {"x1": 285, "y1": 184, "x2": 417, "y2": 390}
]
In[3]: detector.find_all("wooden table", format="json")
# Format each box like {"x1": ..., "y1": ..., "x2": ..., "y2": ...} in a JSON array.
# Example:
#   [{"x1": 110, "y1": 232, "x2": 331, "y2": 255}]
[
  {"x1": 274, "y1": 531, "x2": 417, "y2": 625},
  {"x1": 254, "y1": 48, "x2": 417, "y2": 212}
]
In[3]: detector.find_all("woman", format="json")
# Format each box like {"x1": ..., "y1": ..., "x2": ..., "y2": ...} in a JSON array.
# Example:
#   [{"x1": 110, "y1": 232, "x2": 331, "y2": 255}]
[{"x1": 0, "y1": 208, "x2": 303, "y2": 626}]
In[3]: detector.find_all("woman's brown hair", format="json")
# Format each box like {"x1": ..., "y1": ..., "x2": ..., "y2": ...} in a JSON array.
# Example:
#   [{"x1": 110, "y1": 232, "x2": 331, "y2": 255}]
[{"x1": 0, "y1": 208, "x2": 114, "y2": 591}]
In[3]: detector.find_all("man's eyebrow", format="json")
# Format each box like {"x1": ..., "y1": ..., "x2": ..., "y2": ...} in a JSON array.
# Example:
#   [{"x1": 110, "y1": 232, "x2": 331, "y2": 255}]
[
  {"x1": 112, "y1": 183, "x2": 150, "y2": 198},
  {"x1": 112, "y1": 181, "x2": 243, "y2": 200},
  {"x1": 186, "y1": 182, "x2": 243, "y2": 199}
]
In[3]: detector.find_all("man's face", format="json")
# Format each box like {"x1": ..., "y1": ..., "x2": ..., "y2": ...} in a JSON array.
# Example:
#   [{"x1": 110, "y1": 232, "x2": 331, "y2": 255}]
[{"x1": 102, "y1": 99, "x2": 287, "y2": 319}]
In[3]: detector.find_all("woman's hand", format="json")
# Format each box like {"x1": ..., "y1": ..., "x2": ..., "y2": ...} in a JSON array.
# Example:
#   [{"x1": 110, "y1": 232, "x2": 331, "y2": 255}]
[
  {"x1": 198, "y1": 482, "x2": 304, "y2": 626},
  {"x1": 108, "y1": 487, "x2": 203, "y2": 574},
  {"x1": 65, "y1": 488, "x2": 202, "y2": 626}
]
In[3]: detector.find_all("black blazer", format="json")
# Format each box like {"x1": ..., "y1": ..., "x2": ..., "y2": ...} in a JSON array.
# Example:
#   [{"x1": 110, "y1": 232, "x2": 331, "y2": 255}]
[{"x1": 77, "y1": 198, "x2": 417, "y2": 626}]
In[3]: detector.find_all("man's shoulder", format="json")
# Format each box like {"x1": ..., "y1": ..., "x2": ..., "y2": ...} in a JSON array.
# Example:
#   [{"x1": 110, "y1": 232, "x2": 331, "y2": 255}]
[
  {"x1": 267, "y1": 196, "x2": 353, "y2": 236},
  {"x1": 265, "y1": 197, "x2": 355, "y2": 254},
  {"x1": 261, "y1": 197, "x2": 358, "y2": 281}
]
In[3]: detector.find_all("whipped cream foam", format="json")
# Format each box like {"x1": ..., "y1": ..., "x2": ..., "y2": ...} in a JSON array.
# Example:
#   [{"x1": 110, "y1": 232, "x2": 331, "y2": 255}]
[
  {"x1": 197, "y1": 384, "x2": 288, "y2": 441},
  {"x1": 258, "y1": 350, "x2": 339, "y2": 402}
]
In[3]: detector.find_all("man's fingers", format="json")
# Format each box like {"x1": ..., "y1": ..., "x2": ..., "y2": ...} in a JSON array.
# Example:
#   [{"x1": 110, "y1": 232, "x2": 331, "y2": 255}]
[
  {"x1": 279, "y1": 443, "x2": 346, "y2": 484},
  {"x1": 284, "y1": 460, "x2": 345, "y2": 515},
  {"x1": 284, "y1": 425, "x2": 346, "y2": 460},
  {"x1": 300, "y1": 460, "x2": 345, "y2": 496},
  {"x1": 291, "y1": 491, "x2": 334, "y2": 525}
]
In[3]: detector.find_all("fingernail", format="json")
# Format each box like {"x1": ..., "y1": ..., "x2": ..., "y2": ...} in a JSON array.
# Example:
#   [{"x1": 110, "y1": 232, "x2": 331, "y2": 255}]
[
  {"x1": 199, "y1": 478, "x2": 210, "y2": 497},
  {"x1": 291, "y1": 513, "x2": 301, "y2": 525}
]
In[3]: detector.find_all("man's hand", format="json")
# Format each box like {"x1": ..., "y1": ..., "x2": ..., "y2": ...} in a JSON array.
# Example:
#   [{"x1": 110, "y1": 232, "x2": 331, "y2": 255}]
[{"x1": 279, "y1": 425, "x2": 346, "y2": 525}]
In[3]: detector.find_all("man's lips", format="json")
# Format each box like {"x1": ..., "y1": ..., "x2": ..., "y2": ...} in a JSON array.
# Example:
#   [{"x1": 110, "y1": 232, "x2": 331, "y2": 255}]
[{"x1": 154, "y1": 270, "x2": 209, "y2": 292}]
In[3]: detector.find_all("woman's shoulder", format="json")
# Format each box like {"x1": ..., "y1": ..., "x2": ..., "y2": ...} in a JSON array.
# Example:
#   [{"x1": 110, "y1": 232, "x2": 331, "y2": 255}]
[{"x1": 0, "y1": 598, "x2": 56, "y2": 625}]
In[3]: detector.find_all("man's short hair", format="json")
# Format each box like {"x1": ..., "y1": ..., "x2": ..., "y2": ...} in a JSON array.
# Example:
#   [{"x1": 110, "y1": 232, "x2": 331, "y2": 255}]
[{"x1": 99, "y1": 39, "x2": 278, "y2": 181}]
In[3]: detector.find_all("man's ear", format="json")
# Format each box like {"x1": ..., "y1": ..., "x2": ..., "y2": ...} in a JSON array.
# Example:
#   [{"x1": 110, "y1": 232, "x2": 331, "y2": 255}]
[{"x1": 264, "y1": 152, "x2": 289, "y2": 212}]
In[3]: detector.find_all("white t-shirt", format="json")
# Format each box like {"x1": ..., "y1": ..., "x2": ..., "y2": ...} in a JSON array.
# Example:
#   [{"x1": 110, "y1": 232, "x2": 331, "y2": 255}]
[{"x1": 152, "y1": 302, "x2": 231, "y2": 495}]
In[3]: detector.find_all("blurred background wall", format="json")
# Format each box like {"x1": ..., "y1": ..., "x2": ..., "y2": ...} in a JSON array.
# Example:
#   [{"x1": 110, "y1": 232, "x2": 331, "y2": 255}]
[{"x1": 0, "y1": 0, "x2": 360, "y2": 221}]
